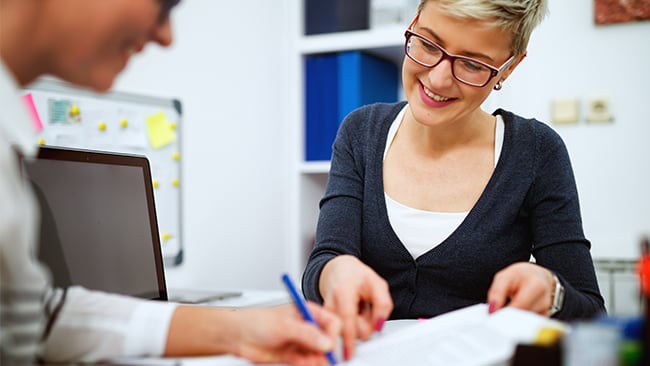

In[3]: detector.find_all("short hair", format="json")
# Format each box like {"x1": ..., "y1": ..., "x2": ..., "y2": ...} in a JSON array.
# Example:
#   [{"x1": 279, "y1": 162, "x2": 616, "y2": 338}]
[{"x1": 417, "y1": 0, "x2": 548, "y2": 56}]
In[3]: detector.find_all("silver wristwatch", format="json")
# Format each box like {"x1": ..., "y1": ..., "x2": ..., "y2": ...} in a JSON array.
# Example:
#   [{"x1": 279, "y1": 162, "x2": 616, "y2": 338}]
[{"x1": 549, "y1": 273, "x2": 565, "y2": 317}]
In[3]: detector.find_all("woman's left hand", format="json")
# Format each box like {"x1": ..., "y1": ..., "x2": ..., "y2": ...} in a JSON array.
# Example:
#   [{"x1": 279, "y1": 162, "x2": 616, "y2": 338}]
[{"x1": 486, "y1": 262, "x2": 555, "y2": 316}]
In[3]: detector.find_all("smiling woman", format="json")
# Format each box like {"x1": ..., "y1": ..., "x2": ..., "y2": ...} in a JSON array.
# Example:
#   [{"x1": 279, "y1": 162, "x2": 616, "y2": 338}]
[{"x1": 302, "y1": 0, "x2": 606, "y2": 362}]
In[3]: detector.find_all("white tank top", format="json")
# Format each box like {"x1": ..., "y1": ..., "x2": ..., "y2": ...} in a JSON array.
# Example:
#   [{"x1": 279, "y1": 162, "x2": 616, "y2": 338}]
[{"x1": 384, "y1": 106, "x2": 504, "y2": 259}]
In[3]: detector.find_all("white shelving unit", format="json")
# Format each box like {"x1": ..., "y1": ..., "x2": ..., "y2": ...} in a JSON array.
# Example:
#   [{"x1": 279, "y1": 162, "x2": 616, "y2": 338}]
[{"x1": 285, "y1": 0, "x2": 407, "y2": 280}]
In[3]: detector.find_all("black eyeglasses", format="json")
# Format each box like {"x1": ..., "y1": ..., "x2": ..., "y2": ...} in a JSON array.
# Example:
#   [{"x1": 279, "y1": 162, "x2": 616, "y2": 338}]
[
  {"x1": 158, "y1": 0, "x2": 181, "y2": 22},
  {"x1": 404, "y1": 29, "x2": 515, "y2": 88}
]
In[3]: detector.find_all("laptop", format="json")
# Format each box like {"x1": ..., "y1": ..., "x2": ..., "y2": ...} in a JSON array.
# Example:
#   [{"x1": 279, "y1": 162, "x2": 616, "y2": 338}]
[{"x1": 21, "y1": 146, "x2": 240, "y2": 303}]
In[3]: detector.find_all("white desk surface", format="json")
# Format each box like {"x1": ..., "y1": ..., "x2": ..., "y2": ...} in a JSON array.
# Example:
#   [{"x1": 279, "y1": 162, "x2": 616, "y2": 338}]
[{"x1": 197, "y1": 289, "x2": 290, "y2": 308}]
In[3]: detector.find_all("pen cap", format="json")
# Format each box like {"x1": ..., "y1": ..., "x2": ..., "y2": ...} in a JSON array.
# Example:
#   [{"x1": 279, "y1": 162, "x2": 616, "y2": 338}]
[{"x1": 639, "y1": 237, "x2": 650, "y2": 296}]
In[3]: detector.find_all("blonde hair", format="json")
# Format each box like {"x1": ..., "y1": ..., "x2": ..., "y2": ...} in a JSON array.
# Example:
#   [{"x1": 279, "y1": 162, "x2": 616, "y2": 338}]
[{"x1": 417, "y1": 0, "x2": 548, "y2": 56}]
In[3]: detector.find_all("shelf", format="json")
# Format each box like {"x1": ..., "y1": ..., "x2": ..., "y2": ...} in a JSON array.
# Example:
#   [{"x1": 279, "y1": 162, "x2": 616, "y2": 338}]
[
  {"x1": 299, "y1": 161, "x2": 331, "y2": 174},
  {"x1": 287, "y1": 2, "x2": 410, "y2": 280},
  {"x1": 298, "y1": 25, "x2": 406, "y2": 64}
]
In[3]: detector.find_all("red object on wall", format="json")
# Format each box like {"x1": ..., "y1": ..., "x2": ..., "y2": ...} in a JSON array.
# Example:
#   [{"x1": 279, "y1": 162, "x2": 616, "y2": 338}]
[{"x1": 594, "y1": 0, "x2": 650, "y2": 25}]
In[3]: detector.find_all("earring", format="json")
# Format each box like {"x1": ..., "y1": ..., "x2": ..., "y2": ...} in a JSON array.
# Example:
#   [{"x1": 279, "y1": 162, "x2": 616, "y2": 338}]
[{"x1": 493, "y1": 81, "x2": 503, "y2": 91}]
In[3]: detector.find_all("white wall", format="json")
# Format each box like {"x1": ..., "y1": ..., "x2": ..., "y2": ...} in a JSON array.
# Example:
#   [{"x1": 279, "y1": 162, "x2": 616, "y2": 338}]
[
  {"x1": 496, "y1": 0, "x2": 650, "y2": 259},
  {"x1": 114, "y1": 0, "x2": 650, "y2": 290},
  {"x1": 115, "y1": 0, "x2": 292, "y2": 290}
]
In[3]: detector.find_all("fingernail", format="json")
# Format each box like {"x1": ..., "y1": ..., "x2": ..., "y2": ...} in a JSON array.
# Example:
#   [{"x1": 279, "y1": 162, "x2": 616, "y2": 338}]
[
  {"x1": 375, "y1": 318, "x2": 386, "y2": 332},
  {"x1": 343, "y1": 346, "x2": 350, "y2": 361},
  {"x1": 317, "y1": 336, "x2": 333, "y2": 351},
  {"x1": 488, "y1": 301, "x2": 496, "y2": 313}
]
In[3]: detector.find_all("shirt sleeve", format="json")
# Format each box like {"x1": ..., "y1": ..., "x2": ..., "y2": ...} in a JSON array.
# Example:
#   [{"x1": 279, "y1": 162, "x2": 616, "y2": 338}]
[
  {"x1": 39, "y1": 286, "x2": 178, "y2": 363},
  {"x1": 302, "y1": 110, "x2": 366, "y2": 302},
  {"x1": 0, "y1": 100, "x2": 49, "y2": 364},
  {"x1": 526, "y1": 125, "x2": 605, "y2": 319}
]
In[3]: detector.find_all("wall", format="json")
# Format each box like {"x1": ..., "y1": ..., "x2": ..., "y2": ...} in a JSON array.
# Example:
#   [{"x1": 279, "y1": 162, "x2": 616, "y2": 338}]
[
  {"x1": 495, "y1": 0, "x2": 650, "y2": 259},
  {"x1": 114, "y1": 0, "x2": 649, "y2": 291},
  {"x1": 115, "y1": 0, "x2": 292, "y2": 290}
]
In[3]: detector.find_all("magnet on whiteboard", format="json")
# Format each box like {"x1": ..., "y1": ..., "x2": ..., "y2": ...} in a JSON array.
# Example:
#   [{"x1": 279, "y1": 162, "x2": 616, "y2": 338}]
[
  {"x1": 98, "y1": 121, "x2": 107, "y2": 131},
  {"x1": 172, "y1": 178, "x2": 180, "y2": 187},
  {"x1": 69, "y1": 104, "x2": 80, "y2": 116},
  {"x1": 162, "y1": 232, "x2": 171, "y2": 241},
  {"x1": 120, "y1": 119, "x2": 128, "y2": 128},
  {"x1": 152, "y1": 179, "x2": 159, "y2": 189},
  {"x1": 172, "y1": 151, "x2": 180, "y2": 161},
  {"x1": 38, "y1": 138, "x2": 46, "y2": 145}
]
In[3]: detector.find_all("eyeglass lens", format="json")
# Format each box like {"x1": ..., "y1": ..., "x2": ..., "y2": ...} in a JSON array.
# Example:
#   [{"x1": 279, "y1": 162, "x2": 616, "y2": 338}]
[{"x1": 406, "y1": 33, "x2": 494, "y2": 86}]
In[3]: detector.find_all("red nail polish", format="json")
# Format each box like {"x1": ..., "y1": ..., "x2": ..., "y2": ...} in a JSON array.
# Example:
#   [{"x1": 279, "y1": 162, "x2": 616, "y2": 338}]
[
  {"x1": 375, "y1": 318, "x2": 386, "y2": 332},
  {"x1": 343, "y1": 346, "x2": 350, "y2": 361},
  {"x1": 488, "y1": 302, "x2": 496, "y2": 313}
]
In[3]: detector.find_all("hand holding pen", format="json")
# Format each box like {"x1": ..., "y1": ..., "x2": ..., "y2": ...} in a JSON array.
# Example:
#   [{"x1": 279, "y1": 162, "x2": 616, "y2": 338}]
[{"x1": 283, "y1": 273, "x2": 340, "y2": 365}]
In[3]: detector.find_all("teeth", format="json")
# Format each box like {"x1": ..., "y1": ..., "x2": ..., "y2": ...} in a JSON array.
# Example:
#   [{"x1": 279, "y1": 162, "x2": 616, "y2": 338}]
[{"x1": 423, "y1": 86, "x2": 450, "y2": 102}]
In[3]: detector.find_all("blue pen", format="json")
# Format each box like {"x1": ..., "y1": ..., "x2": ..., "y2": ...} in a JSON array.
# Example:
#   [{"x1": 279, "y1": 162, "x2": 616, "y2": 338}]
[{"x1": 281, "y1": 273, "x2": 338, "y2": 365}]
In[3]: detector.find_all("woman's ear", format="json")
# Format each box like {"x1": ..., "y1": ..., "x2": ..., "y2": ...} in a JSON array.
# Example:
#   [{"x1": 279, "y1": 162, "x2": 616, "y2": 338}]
[{"x1": 503, "y1": 51, "x2": 527, "y2": 80}]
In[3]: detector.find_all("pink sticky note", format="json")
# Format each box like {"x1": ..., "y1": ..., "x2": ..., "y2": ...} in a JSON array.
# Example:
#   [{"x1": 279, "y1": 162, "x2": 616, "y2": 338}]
[{"x1": 22, "y1": 93, "x2": 43, "y2": 132}]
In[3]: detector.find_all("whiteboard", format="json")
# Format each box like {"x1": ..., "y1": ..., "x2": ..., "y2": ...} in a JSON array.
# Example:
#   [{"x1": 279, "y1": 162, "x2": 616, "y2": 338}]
[{"x1": 23, "y1": 78, "x2": 183, "y2": 266}]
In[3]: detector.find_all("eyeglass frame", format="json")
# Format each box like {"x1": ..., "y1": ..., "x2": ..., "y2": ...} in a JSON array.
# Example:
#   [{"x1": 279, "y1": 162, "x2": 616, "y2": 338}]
[
  {"x1": 158, "y1": 0, "x2": 181, "y2": 22},
  {"x1": 404, "y1": 16, "x2": 516, "y2": 88}
]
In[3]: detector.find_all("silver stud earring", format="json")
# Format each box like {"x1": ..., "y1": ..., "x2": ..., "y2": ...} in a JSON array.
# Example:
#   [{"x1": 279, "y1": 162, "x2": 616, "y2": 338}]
[{"x1": 493, "y1": 81, "x2": 503, "y2": 91}]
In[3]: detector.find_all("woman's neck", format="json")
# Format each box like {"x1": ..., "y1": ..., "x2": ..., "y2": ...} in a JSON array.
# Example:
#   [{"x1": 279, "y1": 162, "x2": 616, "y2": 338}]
[{"x1": 402, "y1": 107, "x2": 495, "y2": 155}]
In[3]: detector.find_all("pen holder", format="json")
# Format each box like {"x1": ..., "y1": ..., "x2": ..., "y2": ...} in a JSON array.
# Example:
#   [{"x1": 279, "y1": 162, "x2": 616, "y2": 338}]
[{"x1": 511, "y1": 342, "x2": 562, "y2": 366}]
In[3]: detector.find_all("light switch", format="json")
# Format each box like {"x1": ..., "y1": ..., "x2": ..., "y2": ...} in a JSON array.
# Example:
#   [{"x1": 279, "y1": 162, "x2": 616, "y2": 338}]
[{"x1": 551, "y1": 98, "x2": 580, "y2": 124}]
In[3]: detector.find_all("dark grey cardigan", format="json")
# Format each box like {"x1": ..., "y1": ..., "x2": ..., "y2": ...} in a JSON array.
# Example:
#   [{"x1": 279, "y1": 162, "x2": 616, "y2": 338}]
[{"x1": 303, "y1": 101, "x2": 605, "y2": 321}]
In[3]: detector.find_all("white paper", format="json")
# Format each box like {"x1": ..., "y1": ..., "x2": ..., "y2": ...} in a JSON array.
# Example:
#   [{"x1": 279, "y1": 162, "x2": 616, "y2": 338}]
[{"x1": 345, "y1": 304, "x2": 565, "y2": 366}]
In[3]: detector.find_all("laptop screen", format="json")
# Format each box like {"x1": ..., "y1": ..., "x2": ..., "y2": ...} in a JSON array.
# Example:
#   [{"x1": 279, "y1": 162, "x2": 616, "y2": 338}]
[{"x1": 22, "y1": 146, "x2": 167, "y2": 300}]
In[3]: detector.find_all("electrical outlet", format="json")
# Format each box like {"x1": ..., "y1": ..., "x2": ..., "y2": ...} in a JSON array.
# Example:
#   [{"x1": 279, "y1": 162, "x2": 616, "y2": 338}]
[{"x1": 587, "y1": 98, "x2": 613, "y2": 123}]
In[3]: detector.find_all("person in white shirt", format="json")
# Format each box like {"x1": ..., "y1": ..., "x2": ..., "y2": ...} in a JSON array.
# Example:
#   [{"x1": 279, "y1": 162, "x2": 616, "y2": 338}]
[{"x1": 0, "y1": 1, "x2": 340, "y2": 365}]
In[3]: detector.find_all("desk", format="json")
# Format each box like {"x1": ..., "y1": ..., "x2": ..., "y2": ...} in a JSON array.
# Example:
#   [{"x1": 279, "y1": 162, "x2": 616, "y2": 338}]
[
  {"x1": 190, "y1": 289, "x2": 290, "y2": 308},
  {"x1": 52, "y1": 304, "x2": 553, "y2": 366}
]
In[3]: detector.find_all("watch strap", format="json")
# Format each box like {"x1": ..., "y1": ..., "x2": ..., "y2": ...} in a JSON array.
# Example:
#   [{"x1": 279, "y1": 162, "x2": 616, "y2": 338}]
[{"x1": 549, "y1": 273, "x2": 565, "y2": 316}]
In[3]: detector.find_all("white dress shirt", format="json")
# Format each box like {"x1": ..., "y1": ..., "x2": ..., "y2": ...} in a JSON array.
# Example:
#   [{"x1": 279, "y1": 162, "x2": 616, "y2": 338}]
[{"x1": 0, "y1": 60, "x2": 178, "y2": 363}]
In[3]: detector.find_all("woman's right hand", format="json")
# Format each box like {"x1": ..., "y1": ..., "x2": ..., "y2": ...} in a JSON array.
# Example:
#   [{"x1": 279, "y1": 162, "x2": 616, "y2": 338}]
[{"x1": 319, "y1": 255, "x2": 393, "y2": 361}]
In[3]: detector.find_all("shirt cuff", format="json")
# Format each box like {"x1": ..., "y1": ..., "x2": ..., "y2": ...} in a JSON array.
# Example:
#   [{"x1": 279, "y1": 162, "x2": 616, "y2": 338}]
[{"x1": 123, "y1": 300, "x2": 178, "y2": 357}]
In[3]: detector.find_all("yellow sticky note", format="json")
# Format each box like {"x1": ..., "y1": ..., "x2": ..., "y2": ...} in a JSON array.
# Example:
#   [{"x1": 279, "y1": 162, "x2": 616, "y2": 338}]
[{"x1": 146, "y1": 112, "x2": 176, "y2": 149}]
